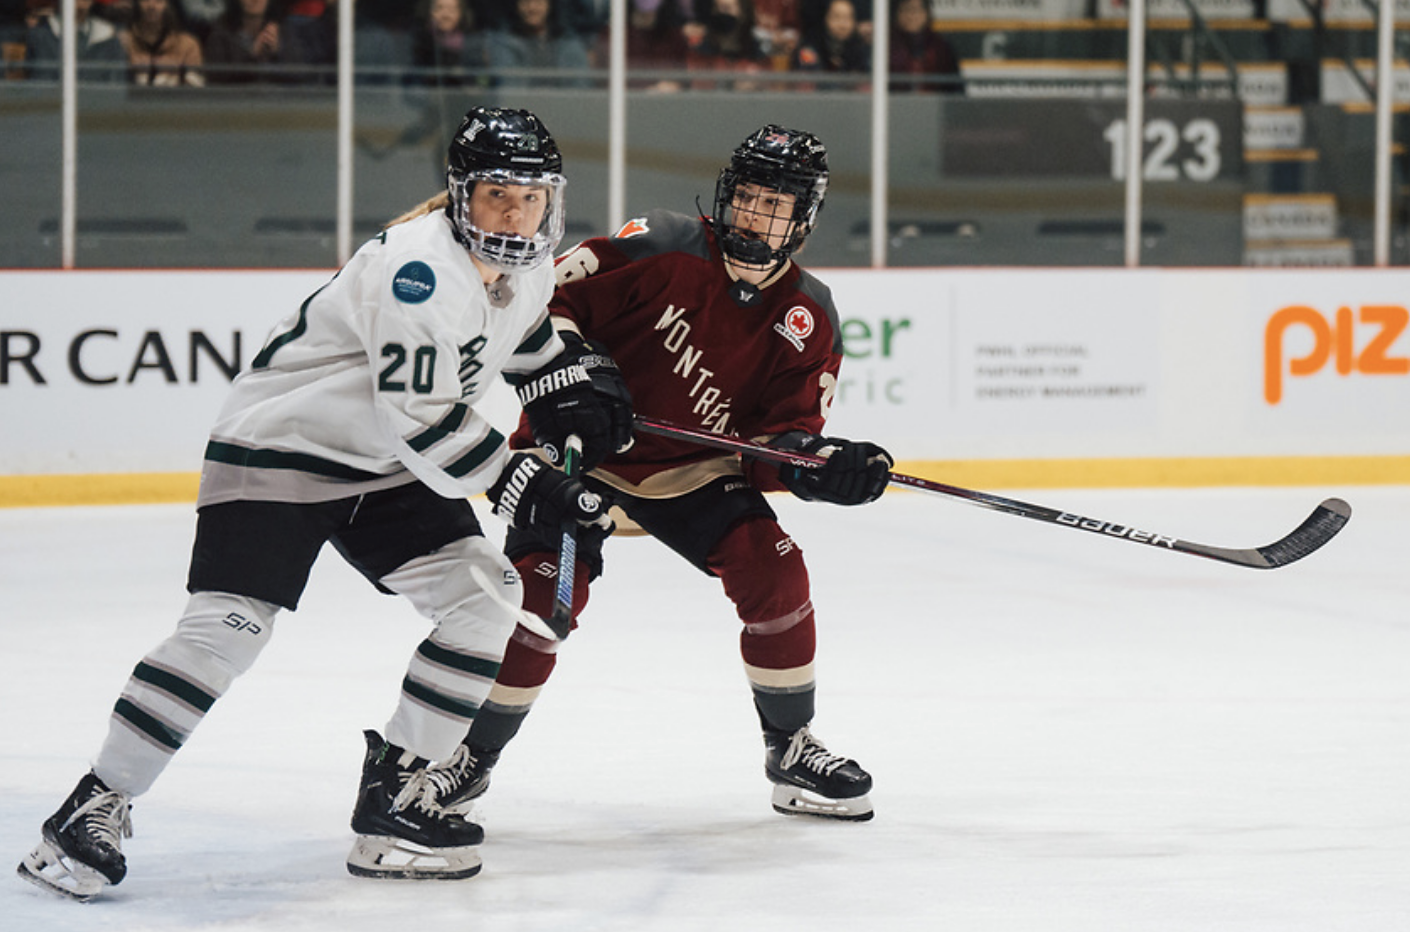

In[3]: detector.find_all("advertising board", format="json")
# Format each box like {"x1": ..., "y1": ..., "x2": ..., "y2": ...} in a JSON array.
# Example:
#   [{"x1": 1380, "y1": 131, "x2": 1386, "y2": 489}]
[{"x1": 2, "y1": 269, "x2": 1406, "y2": 498}]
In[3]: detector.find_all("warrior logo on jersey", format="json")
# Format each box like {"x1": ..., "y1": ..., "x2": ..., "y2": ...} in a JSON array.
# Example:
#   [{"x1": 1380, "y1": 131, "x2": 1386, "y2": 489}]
[
  {"x1": 773, "y1": 305, "x2": 814, "y2": 352},
  {"x1": 615, "y1": 217, "x2": 650, "y2": 239},
  {"x1": 392, "y1": 261, "x2": 437, "y2": 304},
  {"x1": 729, "y1": 280, "x2": 761, "y2": 306}
]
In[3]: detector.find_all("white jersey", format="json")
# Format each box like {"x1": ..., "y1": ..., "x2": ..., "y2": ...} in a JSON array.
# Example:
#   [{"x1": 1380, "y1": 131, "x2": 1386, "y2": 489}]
[{"x1": 198, "y1": 211, "x2": 561, "y2": 508}]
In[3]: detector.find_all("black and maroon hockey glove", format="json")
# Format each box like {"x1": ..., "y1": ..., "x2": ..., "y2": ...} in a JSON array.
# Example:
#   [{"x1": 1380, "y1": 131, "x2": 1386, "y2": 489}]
[
  {"x1": 516, "y1": 332, "x2": 633, "y2": 470},
  {"x1": 489, "y1": 453, "x2": 611, "y2": 535},
  {"x1": 570, "y1": 333, "x2": 634, "y2": 459},
  {"x1": 769, "y1": 432, "x2": 894, "y2": 506}
]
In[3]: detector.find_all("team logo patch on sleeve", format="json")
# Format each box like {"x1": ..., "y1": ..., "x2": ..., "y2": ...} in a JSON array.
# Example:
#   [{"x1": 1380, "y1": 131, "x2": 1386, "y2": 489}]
[
  {"x1": 614, "y1": 217, "x2": 650, "y2": 238},
  {"x1": 773, "y1": 305, "x2": 814, "y2": 352},
  {"x1": 392, "y1": 261, "x2": 437, "y2": 304}
]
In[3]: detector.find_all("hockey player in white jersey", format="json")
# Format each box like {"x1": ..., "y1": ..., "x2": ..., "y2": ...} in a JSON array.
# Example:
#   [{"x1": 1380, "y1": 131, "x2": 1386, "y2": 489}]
[{"x1": 17, "y1": 107, "x2": 633, "y2": 901}]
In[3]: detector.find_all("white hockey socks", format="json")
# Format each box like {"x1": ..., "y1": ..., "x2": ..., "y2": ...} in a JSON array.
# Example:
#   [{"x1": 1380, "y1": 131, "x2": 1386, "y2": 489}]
[
  {"x1": 378, "y1": 536, "x2": 521, "y2": 762},
  {"x1": 94, "y1": 591, "x2": 278, "y2": 797}
]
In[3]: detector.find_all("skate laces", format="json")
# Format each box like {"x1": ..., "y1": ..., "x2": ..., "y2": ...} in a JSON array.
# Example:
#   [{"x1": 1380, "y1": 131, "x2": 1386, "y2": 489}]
[
  {"x1": 780, "y1": 727, "x2": 846, "y2": 777},
  {"x1": 391, "y1": 744, "x2": 473, "y2": 814},
  {"x1": 63, "y1": 790, "x2": 133, "y2": 849}
]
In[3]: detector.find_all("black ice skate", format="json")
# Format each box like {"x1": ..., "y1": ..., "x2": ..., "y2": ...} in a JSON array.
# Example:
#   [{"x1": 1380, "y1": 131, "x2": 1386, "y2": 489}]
[
  {"x1": 17, "y1": 771, "x2": 133, "y2": 902},
  {"x1": 347, "y1": 730, "x2": 485, "y2": 880},
  {"x1": 435, "y1": 743, "x2": 499, "y2": 814},
  {"x1": 764, "y1": 725, "x2": 874, "y2": 821}
]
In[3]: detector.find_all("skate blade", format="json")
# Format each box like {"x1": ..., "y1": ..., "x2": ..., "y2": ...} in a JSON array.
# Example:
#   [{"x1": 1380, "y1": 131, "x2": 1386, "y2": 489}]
[
  {"x1": 346, "y1": 835, "x2": 482, "y2": 881},
  {"x1": 17, "y1": 840, "x2": 110, "y2": 902},
  {"x1": 770, "y1": 785, "x2": 874, "y2": 822}
]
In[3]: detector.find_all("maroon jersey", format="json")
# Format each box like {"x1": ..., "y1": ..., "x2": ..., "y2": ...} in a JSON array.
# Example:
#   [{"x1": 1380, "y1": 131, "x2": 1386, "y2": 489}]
[{"x1": 520, "y1": 209, "x2": 844, "y2": 497}]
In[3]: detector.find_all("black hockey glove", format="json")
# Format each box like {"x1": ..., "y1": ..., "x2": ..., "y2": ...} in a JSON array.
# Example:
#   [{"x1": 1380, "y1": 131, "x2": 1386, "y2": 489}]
[
  {"x1": 769, "y1": 432, "x2": 894, "y2": 506},
  {"x1": 516, "y1": 332, "x2": 634, "y2": 470},
  {"x1": 571, "y1": 333, "x2": 634, "y2": 459},
  {"x1": 489, "y1": 452, "x2": 612, "y2": 535}
]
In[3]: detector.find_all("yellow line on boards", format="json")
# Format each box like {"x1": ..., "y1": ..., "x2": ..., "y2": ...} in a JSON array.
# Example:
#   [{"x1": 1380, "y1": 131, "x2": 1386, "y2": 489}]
[
  {"x1": 2, "y1": 456, "x2": 1407, "y2": 508},
  {"x1": 0, "y1": 473, "x2": 202, "y2": 508},
  {"x1": 899, "y1": 456, "x2": 1410, "y2": 490}
]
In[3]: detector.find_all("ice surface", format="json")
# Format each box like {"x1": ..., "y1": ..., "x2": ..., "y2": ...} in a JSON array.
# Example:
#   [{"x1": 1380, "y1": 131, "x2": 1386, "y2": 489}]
[{"x1": 2, "y1": 486, "x2": 1407, "y2": 931}]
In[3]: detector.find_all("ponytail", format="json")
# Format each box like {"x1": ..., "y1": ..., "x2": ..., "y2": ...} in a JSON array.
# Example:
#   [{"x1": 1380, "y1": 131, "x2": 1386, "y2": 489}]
[{"x1": 386, "y1": 191, "x2": 451, "y2": 229}]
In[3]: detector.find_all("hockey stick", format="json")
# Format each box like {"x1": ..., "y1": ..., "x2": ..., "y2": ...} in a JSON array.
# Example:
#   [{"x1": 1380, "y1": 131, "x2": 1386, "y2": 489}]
[
  {"x1": 632, "y1": 416, "x2": 1351, "y2": 570},
  {"x1": 468, "y1": 564, "x2": 562, "y2": 642},
  {"x1": 545, "y1": 434, "x2": 584, "y2": 639}
]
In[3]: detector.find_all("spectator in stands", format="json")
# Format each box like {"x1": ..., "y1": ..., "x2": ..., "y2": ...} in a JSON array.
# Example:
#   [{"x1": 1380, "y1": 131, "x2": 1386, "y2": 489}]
[
  {"x1": 791, "y1": 0, "x2": 868, "y2": 88},
  {"x1": 92, "y1": 0, "x2": 134, "y2": 27},
  {"x1": 798, "y1": 0, "x2": 866, "y2": 42},
  {"x1": 409, "y1": 0, "x2": 489, "y2": 87},
  {"x1": 556, "y1": 0, "x2": 605, "y2": 40},
  {"x1": 355, "y1": 0, "x2": 416, "y2": 84},
  {"x1": 752, "y1": 0, "x2": 799, "y2": 69},
  {"x1": 359, "y1": 0, "x2": 415, "y2": 31},
  {"x1": 616, "y1": 0, "x2": 690, "y2": 89},
  {"x1": 462, "y1": 0, "x2": 583, "y2": 35},
  {"x1": 122, "y1": 0, "x2": 205, "y2": 84},
  {"x1": 282, "y1": 0, "x2": 333, "y2": 73},
  {"x1": 176, "y1": 0, "x2": 225, "y2": 44},
  {"x1": 888, "y1": 0, "x2": 958, "y2": 94},
  {"x1": 205, "y1": 0, "x2": 306, "y2": 83},
  {"x1": 487, "y1": 0, "x2": 591, "y2": 88},
  {"x1": 24, "y1": 0, "x2": 127, "y2": 81},
  {"x1": 2, "y1": 0, "x2": 30, "y2": 44},
  {"x1": 683, "y1": 0, "x2": 766, "y2": 88},
  {"x1": 1, "y1": 1, "x2": 26, "y2": 79},
  {"x1": 467, "y1": 0, "x2": 507, "y2": 29}
]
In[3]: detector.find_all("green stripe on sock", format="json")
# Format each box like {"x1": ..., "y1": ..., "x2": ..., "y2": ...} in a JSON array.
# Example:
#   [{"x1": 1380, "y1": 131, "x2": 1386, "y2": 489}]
[
  {"x1": 132, "y1": 662, "x2": 217, "y2": 712},
  {"x1": 416, "y1": 640, "x2": 501, "y2": 680},
  {"x1": 113, "y1": 698, "x2": 186, "y2": 751},
  {"x1": 401, "y1": 677, "x2": 481, "y2": 720}
]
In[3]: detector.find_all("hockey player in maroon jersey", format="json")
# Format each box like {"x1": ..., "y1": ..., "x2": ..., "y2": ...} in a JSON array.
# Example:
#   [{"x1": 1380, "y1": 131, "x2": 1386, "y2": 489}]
[{"x1": 430, "y1": 124, "x2": 893, "y2": 824}]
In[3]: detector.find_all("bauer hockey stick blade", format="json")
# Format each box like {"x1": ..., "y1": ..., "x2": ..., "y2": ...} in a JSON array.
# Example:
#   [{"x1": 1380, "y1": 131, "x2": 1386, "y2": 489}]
[
  {"x1": 633, "y1": 417, "x2": 1351, "y2": 570},
  {"x1": 546, "y1": 435, "x2": 585, "y2": 639}
]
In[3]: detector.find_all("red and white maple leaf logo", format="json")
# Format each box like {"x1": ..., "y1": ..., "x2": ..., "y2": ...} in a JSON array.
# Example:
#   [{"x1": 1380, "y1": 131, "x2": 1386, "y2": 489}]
[{"x1": 785, "y1": 306, "x2": 814, "y2": 339}]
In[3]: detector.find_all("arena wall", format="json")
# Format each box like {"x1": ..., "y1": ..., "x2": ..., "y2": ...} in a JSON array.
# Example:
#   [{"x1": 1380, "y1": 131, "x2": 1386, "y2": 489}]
[{"x1": 2, "y1": 268, "x2": 1406, "y2": 505}]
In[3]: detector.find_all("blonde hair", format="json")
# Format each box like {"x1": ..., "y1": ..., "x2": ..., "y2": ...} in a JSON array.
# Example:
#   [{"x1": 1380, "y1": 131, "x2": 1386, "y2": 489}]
[{"x1": 387, "y1": 191, "x2": 450, "y2": 228}]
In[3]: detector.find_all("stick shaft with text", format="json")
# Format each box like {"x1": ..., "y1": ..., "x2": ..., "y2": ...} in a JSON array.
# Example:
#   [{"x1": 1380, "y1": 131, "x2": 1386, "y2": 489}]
[
  {"x1": 545, "y1": 435, "x2": 584, "y2": 639},
  {"x1": 633, "y1": 417, "x2": 1350, "y2": 570}
]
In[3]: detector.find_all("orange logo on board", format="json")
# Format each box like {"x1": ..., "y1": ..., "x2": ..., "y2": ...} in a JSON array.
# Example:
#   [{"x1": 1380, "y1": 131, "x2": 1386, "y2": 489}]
[{"x1": 1264, "y1": 304, "x2": 1409, "y2": 403}]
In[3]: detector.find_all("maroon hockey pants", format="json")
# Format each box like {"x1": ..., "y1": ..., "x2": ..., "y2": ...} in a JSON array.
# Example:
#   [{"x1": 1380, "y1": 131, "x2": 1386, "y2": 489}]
[{"x1": 497, "y1": 515, "x2": 816, "y2": 719}]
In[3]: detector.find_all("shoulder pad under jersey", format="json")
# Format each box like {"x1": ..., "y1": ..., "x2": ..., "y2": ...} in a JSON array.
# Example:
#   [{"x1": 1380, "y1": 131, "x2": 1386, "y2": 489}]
[{"x1": 793, "y1": 267, "x2": 845, "y2": 355}]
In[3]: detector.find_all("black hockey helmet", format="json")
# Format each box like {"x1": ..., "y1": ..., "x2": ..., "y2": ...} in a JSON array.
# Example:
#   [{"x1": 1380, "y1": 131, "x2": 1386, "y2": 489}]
[
  {"x1": 712, "y1": 125, "x2": 829, "y2": 268},
  {"x1": 446, "y1": 107, "x2": 566, "y2": 273}
]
